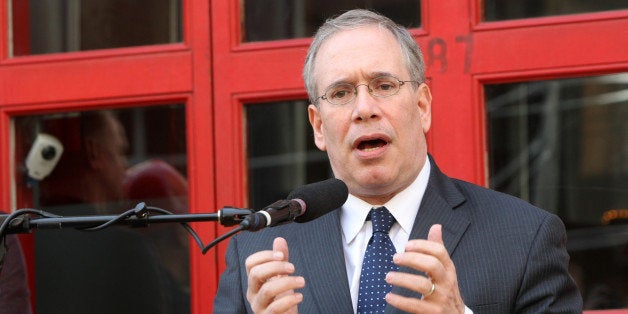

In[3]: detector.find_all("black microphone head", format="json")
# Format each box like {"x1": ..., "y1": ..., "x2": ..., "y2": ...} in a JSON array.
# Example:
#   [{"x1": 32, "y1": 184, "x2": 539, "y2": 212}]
[{"x1": 287, "y1": 178, "x2": 348, "y2": 223}]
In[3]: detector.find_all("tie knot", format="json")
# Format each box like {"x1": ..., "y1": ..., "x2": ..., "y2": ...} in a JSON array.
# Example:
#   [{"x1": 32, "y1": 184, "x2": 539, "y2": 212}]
[{"x1": 369, "y1": 207, "x2": 395, "y2": 234}]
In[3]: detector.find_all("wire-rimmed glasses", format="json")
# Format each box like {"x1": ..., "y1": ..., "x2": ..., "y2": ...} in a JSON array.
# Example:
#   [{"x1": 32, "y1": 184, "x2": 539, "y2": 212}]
[{"x1": 316, "y1": 75, "x2": 419, "y2": 106}]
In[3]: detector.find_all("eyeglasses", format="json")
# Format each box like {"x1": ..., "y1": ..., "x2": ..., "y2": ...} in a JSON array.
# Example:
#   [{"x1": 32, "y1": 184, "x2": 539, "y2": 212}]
[{"x1": 316, "y1": 75, "x2": 419, "y2": 106}]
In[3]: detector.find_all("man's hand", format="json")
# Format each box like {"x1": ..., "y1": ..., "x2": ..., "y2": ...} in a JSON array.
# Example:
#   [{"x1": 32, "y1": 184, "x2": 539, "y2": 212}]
[
  {"x1": 385, "y1": 224, "x2": 465, "y2": 313},
  {"x1": 245, "y1": 237, "x2": 305, "y2": 314}
]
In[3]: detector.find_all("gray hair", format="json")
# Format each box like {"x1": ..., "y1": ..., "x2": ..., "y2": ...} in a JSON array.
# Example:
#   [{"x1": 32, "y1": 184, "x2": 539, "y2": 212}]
[{"x1": 302, "y1": 9, "x2": 425, "y2": 104}]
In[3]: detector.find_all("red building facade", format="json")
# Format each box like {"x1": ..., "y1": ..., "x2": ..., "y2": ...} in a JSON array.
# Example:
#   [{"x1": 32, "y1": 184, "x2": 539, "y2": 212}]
[{"x1": 1, "y1": 1, "x2": 627, "y2": 313}]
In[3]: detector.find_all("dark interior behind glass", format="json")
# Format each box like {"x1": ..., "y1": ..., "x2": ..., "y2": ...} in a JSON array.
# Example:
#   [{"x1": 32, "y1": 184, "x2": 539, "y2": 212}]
[
  {"x1": 486, "y1": 74, "x2": 628, "y2": 310},
  {"x1": 245, "y1": 100, "x2": 331, "y2": 210},
  {"x1": 13, "y1": 105, "x2": 189, "y2": 314},
  {"x1": 484, "y1": 0, "x2": 628, "y2": 21},
  {"x1": 243, "y1": 0, "x2": 421, "y2": 42}
]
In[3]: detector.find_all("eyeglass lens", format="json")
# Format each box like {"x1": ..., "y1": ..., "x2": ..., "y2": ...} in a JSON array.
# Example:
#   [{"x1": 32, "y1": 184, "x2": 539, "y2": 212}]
[{"x1": 323, "y1": 75, "x2": 402, "y2": 105}]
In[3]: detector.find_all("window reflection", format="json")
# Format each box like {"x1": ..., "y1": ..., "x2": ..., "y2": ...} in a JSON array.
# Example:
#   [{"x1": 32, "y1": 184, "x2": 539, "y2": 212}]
[
  {"x1": 486, "y1": 74, "x2": 628, "y2": 310},
  {"x1": 13, "y1": 106, "x2": 189, "y2": 314},
  {"x1": 10, "y1": 0, "x2": 182, "y2": 56},
  {"x1": 242, "y1": 0, "x2": 421, "y2": 42},
  {"x1": 245, "y1": 100, "x2": 331, "y2": 209},
  {"x1": 484, "y1": 0, "x2": 628, "y2": 21}
]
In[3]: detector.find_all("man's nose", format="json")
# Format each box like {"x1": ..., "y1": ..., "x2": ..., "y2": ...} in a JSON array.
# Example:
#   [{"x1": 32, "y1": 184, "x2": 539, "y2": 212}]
[{"x1": 352, "y1": 84, "x2": 381, "y2": 121}]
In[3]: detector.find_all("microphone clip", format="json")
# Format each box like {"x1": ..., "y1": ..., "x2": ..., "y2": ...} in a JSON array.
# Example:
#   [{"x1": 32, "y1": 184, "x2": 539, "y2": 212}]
[
  {"x1": 260, "y1": 199, "x2": 295, "y2": 212},
  {"x1": 239, "y1": 199, "x2": 302, "y2": 232}
]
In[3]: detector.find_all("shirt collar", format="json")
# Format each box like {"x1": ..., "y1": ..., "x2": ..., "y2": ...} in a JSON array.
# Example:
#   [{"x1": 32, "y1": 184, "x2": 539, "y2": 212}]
[{"x1": 340, "y1": 157, "x2": 431, "y2": 244}]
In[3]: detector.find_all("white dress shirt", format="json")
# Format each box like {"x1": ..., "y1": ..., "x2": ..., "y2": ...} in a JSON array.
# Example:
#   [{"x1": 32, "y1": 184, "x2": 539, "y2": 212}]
[
  {"x1": 341, "y1": 158, "x2": 430, "y2": 312},
  {"x1": 340, "y1": 158, "x2": 473, "y2": 313}
]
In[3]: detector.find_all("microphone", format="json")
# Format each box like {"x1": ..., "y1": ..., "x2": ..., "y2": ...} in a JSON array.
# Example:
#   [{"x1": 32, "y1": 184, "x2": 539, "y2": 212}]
[{"x1": 239, "y1": 178, "x2": 348, "y2": 231}]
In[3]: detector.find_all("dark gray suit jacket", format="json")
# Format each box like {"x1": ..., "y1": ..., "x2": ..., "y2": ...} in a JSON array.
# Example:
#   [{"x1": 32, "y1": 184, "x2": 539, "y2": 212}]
[{"x1": 213, "y1": 160, "x2": 582, "y2": 313}]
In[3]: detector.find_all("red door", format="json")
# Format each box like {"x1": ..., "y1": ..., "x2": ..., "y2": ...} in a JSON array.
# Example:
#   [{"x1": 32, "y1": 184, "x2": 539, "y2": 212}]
[
  {"x1": 2, "y1": 0, "x2": 627, "y2": 313},
  {"x1": 211, "y1": 0, "x2": 628, "y2": 312}
]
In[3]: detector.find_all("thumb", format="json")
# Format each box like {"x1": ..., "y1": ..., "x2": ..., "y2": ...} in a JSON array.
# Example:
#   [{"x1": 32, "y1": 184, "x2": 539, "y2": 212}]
[
  {"x1": 273, "y1": 237, "x2": 290, "y2": 261},
  {"x1": 427, "y1": 224, "x2": 443, "y2": 244}
]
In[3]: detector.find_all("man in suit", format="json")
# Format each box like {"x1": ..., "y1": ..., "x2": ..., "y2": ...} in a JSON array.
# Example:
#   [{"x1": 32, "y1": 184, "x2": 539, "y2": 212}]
[{"x1": 214, "y1": 9, "x2": 582, "y2": 313}]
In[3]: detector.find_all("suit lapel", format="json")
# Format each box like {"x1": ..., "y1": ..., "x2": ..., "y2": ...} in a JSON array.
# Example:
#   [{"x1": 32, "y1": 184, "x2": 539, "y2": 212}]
[
  {"x1": 389, "y1": 159, "x2": 471, "y2": 303},
  {"x1": 294, "y1": 209, "x2": 354, "y2": 313},
  {"x1": 290, "y1": 158, "x2": 470, "y2": 312}
]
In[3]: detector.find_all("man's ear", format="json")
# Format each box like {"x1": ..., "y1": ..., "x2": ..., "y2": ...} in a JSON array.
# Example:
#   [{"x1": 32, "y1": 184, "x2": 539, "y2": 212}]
[
  {"x1": 417, "y1": 83, "x2": 432, "y2": 134},
  {"x1": 308, "y1": 104, "x2": 327, "y2": 151}
]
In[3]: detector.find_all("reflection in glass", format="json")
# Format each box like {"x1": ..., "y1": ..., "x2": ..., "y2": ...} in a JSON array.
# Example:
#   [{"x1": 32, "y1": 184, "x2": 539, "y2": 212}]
[
  {"x1": 486, "y1": 74, "x2": 628, "y2": 310},
  {"x1": 10, "y1": 0, "x2": 182, "y2": 56},
  {"x1": 245, "y1": 100, "x2": 331, "y2": 210},
  {"x1": 484, "y1": 0, "x2": 628, "y2": 21},
  {"x1": 242, "y1": 0, "x2": 421, "y2": 42},
  {"x1": 13, "y1": 105, "x2": 189, "y2": 314}
]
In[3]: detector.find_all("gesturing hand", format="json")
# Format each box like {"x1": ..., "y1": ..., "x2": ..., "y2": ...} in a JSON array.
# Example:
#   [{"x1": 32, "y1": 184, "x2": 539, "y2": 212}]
[
  {"x1": 385, "y1": 224, "x2": 465, "y2": 313},
  {"x1": 245, "y1": 237, "x2": 305, "y2": 314}
]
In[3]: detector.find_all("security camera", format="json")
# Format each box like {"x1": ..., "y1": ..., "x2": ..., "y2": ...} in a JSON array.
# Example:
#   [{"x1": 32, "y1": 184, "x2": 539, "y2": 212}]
[{"x1": 25, "y1": 133, "x2": 64, "y2": 181}]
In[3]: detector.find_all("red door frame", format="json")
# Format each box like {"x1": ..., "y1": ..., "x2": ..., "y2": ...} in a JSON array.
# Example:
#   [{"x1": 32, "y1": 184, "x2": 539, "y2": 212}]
[
  {"x1": 0, "y1": 0, "x2": 218, "y2": 313},
  {"x1": 210, "y1": 0, "x2": 628, "y2": 313}
]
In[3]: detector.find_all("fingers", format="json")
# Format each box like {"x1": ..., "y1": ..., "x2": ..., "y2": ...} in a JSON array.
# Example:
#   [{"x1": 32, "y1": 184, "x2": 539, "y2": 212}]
[
  {"x1": 265, "y1": 292, "x2": 303, "y2": 314},
  {"x1": 424, "y1": 282, "x2": 436, "y2": 298},
  {"x1": 386, "y1": 224, "x2": 465, "y2": 313},
  {"x1": 246, "y1": 252, "x2": 297, "y2": 293},
  {"x1": 246, "y1": 237, "x2": 296, "y2": 293},
  {"x1": 245, "y1": 237, "x2": 305, "y2": 313},
  {"x1": 385, "y1": 291, "x2": 439, "y2": 313},
  {"x1": 427, "y1": 223, "x2": 443, "y2": 244},
  {"x1": 398, "y1": 224, "x2": 456, "y2": 277},
  {"x1": 389, "y1": 224, "x2": 448, "y2": 296},
  {"x1": 273, "y1": 237, "x2": 290, "y2": 260},
  {"x1": 384, "y1": 274, "x2": 440, "y2": 313},
  {"x1": 386, "y1": 271, "x2": 434, "y2": 297},
  {"x1": 253, "y1": 276, "x2": 305, "y2": 313}
]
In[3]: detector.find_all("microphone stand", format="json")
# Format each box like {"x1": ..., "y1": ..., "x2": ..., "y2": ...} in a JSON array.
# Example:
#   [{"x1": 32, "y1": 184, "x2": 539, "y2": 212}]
[{"x1": 0, "y1": 202, "x2": 253, "y2": 266}]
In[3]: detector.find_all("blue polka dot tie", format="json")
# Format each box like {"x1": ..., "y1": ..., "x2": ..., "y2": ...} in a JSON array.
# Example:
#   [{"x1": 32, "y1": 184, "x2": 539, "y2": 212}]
[{"x1": 357, "y1": 207, "x2": 398, "y2": 313}]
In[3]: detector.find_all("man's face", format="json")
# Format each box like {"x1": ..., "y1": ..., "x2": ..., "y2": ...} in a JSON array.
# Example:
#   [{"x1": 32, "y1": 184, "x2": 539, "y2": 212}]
[{"x1": 308, "y1": 25, "x2": 432, "y2": 204}]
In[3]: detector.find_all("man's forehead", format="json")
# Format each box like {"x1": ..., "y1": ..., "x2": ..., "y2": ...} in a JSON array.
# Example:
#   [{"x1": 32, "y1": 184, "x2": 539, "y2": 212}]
[
  {"x1": 313, "y1": 26, "x2": 404, "y2": 87},
  {"x1": 317, "y1": 25, "x2": 396, "y2": 55}
]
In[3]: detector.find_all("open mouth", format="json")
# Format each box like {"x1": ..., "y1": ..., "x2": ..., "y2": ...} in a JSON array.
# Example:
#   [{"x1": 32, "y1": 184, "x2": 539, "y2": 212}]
[{"x1": 357, "y1": 138, "x2": 388, "y2": 151}]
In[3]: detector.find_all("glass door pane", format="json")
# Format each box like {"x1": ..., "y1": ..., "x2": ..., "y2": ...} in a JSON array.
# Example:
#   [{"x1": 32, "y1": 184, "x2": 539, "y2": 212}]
[
  {"x1": 242, "y1": 0, "x2": 422, "y2": 42},
  {"x1": 10, "y1": 0, "x2": 182, "y2": 56},
  {"x1": 245, "y1": 100, "x2": 331, "y2": 209},
  {"x1": 12, "y1": 105, "x2": 189, "y2": 314},
  {"x1": 484, "y1": 0, "x2": 628, "y2": 21},
  {"x1": 486, "y1": 73, "x2": 628, "y2": 310}
]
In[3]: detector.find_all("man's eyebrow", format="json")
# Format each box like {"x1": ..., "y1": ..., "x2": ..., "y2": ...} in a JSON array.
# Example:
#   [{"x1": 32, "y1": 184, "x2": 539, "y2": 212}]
[
  {"x1": 326, "y1": 72, "x2": 395, "y2": 85},
  {"x1": 369, "y1": 71, "x2": 395, "y2": 78},
  {"x1": 324, "y1": 78, "x2": 353, "y2": 88}
]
